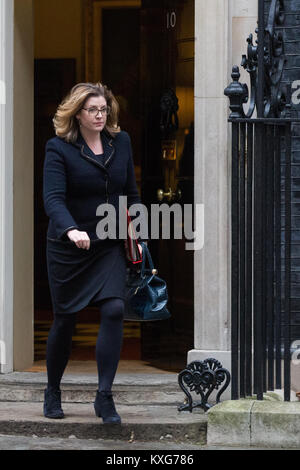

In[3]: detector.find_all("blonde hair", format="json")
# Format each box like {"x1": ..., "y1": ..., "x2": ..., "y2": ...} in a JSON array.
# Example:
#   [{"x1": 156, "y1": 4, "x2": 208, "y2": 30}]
[{"x1": 53, "y1": 82, "x2": 121, "y2": 143}]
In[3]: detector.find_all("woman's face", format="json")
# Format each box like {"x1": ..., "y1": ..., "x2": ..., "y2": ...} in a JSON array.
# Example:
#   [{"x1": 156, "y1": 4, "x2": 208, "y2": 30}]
[{"x1": 76, "y1": 95, "x2": 108, "y2": 134}]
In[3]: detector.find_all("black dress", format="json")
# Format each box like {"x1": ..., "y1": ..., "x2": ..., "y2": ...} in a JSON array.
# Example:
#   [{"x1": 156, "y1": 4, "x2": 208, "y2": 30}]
[{"x1": 44, "y1": 131, "x2": 144, "y2": 315}]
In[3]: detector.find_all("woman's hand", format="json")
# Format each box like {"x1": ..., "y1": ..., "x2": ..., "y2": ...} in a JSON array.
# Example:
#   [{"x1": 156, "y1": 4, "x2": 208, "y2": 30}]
[{"x1": 67, "y1": 229, "x2": 90, "y2": 250}]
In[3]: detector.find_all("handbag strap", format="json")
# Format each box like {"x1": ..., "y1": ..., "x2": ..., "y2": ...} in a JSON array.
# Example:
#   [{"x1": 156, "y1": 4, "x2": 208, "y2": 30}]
[{"x1": 140, "y1": 242, "x2": 154, "y2": 274}]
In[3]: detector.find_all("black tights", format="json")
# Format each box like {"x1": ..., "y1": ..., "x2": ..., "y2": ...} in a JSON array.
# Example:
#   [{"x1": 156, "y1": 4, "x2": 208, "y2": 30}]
[{"x1": 46, "y1": 298, "x2": 125, "y2": 392}]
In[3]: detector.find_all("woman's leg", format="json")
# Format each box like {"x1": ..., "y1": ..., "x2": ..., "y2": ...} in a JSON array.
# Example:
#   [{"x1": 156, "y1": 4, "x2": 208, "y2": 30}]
[
  {"x1": 46, "y1": 312, "x2": 77, "y2": 391},
  {"x1": 95, "y1": 298, "x2": 125, "y2": 392}
]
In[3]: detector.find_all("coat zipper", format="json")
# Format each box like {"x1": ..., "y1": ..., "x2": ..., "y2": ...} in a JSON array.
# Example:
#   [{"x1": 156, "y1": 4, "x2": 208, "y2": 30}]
[{"x1": 80, "y1": 144, "x2": 114, "y2": 203}]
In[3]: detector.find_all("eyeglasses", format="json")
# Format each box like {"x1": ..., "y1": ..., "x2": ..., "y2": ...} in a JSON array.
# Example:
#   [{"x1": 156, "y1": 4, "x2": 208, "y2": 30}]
[{"x1": 82, "y1": 106, "x2": 110, "y2": 117}]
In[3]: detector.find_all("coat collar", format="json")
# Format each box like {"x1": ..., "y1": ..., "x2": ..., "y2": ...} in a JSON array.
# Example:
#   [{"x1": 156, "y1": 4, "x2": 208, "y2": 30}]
[{"x1": 73, "y1": 129, "x2": 115, "y2": 172}]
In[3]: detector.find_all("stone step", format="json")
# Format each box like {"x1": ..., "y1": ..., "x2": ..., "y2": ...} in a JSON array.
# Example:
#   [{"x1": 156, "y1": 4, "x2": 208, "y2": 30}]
[
  {"x1": 0, "y1": 402, "x2": 207, "y2": 444},
  {"x1": 0, "y1": 371, "x2": 208, "y2": 444},
  {"x1": 0, "y1": 372, "x2": 186, "y2": 406},
  {"x1": 0, "y1": 384, "x2": 185, "y2": 405}
]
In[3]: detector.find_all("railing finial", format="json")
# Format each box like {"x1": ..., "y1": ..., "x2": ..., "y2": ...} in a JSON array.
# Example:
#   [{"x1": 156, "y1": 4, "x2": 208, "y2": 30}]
[
  {"x1": 224, "y1": 65, "x2": 248, "y2": 119},
  {"x1": 225, "y1": 0, "x2": 287, "y2": 119}
]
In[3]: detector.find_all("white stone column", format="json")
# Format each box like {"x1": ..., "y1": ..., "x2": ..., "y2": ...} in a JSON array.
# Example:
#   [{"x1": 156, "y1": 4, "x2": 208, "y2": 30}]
[
  {"x1": 190, "y1": 0, "x2": 258, "y2": 378},
  {"x1": 0, "y1": 0, "x2": 14, "y2": 373}
]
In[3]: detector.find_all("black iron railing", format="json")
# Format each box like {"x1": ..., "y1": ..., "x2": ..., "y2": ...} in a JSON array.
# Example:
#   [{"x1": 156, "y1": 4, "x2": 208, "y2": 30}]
[
  {"x1": 229, "y1": 116, "x2": 295, "y2": 400},
  {"x1": 225, "y1": 0, "x2": 299, "y2": 401}
]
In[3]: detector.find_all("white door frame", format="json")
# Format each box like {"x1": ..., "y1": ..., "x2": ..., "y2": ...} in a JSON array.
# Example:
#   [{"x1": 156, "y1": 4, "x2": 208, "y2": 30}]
[
  {"x1": 0, "y1": 0, "x2": 14, "y2": 373},
  {"x1": 0, "y1": 0, "x2": 34, "y2": 373}
]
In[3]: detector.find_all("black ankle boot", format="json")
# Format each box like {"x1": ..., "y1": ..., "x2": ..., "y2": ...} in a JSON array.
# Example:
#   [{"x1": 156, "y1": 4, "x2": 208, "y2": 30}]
[
  {"x1": 43, "y1": 388, "x2": 65, "y2": 419},
  {"x1": 94, "y1": 391, "x2": 121, "y2": 424}
]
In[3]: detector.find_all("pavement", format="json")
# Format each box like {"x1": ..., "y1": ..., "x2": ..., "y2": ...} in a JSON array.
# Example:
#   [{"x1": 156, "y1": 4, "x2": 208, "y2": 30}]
[
  {"x1": 0, "y1": 434, "x2": 275, "y2": 451},
  {"x1": 0, "y1": 434, "x2": 205, "y2": 451}
]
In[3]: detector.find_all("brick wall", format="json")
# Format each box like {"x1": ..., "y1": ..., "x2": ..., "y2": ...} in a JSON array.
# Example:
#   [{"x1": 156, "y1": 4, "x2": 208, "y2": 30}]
[{"x1": 265, "y1": 0, "x2": 300, "y2": 342}]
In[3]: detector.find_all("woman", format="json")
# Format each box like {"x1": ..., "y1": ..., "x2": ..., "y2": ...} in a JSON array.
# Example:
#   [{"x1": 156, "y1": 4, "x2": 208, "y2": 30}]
[{"x1": 43, "y1": 82, "x2": 144, "y2": 424}]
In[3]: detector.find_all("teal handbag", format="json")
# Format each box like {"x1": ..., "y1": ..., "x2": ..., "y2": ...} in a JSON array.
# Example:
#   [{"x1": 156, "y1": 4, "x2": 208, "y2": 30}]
[{"x1": 124, "y1": 242, "x2": 171, "y2": 321}]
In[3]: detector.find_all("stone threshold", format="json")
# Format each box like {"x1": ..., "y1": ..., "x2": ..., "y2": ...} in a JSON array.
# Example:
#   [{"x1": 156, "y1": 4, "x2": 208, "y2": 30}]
[
  {"x1": 0, "y1": 371, "x2": 179, "y2": 386},
  {"x1": 0, "y1": 371, "x2": 185, "y2": 405}
]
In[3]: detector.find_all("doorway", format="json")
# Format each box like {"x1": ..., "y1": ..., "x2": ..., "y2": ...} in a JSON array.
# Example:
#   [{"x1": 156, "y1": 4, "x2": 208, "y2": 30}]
[
  {"x1": 34, "y1": 0, "x2": 194, "y2": 371},
  {"x1": 139, "y1": 0, "x2": 195, "y2": 370}
]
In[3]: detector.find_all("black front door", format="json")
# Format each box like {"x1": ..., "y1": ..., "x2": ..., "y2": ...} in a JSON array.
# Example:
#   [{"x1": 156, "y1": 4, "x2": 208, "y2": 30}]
[{"x1": 140, "y1": 0, "x2": 195, "y2": 370}]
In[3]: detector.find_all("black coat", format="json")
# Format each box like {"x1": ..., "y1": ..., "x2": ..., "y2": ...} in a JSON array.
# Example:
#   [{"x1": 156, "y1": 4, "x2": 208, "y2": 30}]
[
  {"x1": 43, "y1": 129, "x2": 144, "y2": 314},
  {"x1": 43, "y1": 129, "x2": 143, "y2": 241}
]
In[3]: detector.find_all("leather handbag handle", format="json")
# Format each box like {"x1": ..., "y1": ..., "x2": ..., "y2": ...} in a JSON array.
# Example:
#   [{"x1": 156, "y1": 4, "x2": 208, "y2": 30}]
[{"x1": 140, "y1": 242, "x2": 154, "y2": 275}]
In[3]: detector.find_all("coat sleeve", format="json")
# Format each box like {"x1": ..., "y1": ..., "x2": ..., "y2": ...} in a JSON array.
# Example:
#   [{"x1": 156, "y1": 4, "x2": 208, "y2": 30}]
[
  {"x1": 43, "y1": 139, "x2": 79, "y2": 240},
  {"x1": 123, "y1": 132, "x2": 142, "y2": 208},
  {"x1": 123, "y1": 133, "x2": 149, "y2": 242}
]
